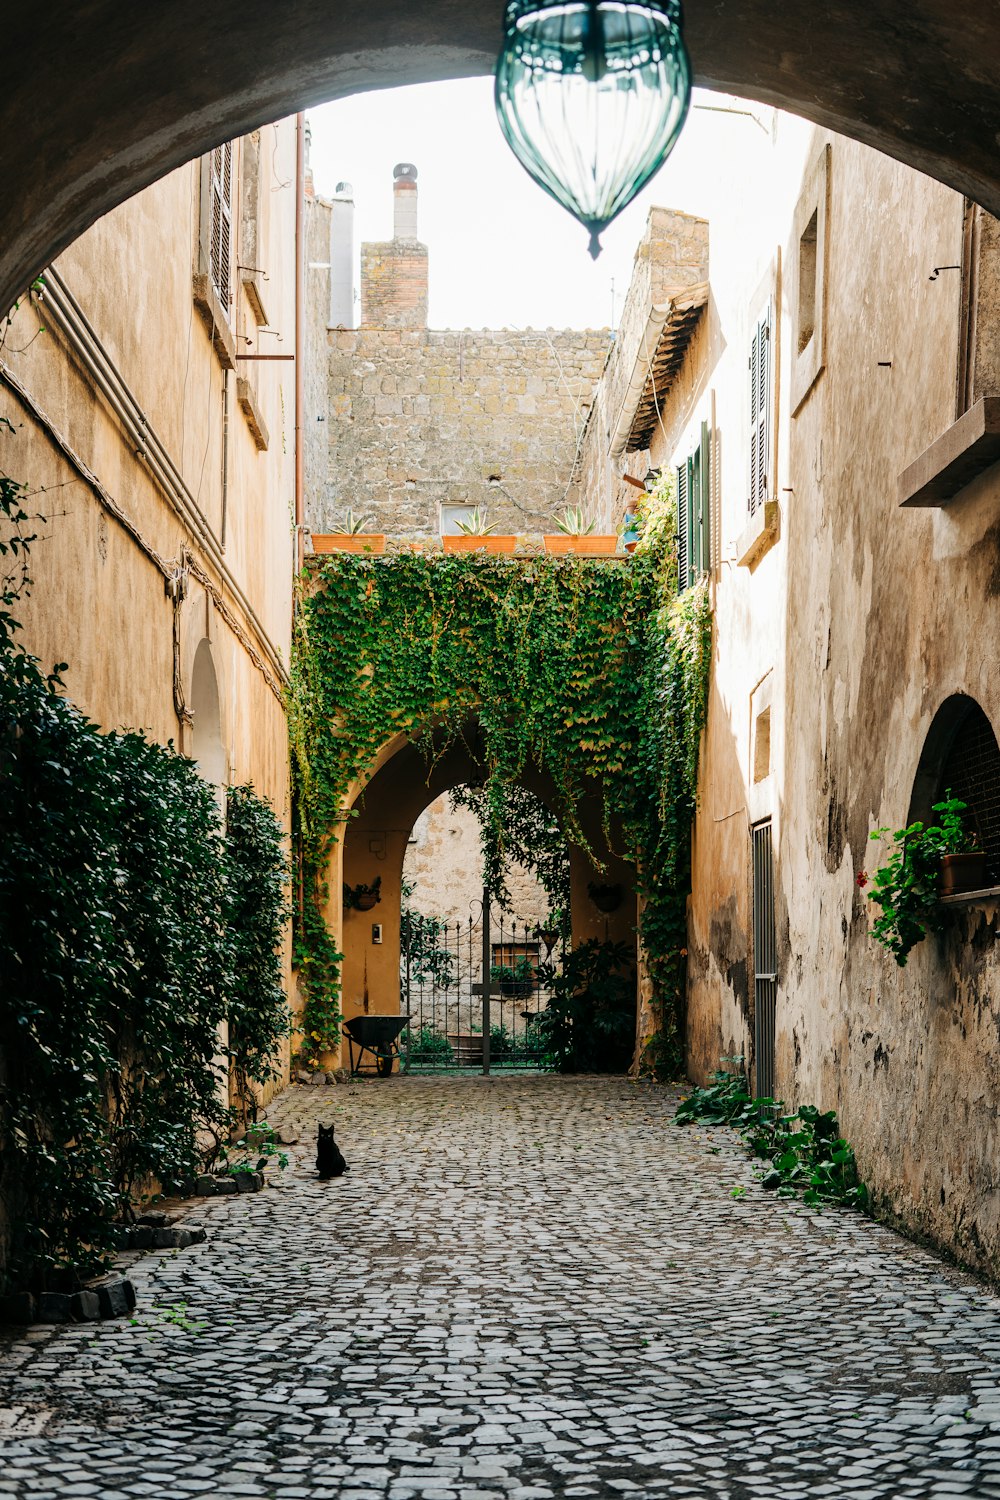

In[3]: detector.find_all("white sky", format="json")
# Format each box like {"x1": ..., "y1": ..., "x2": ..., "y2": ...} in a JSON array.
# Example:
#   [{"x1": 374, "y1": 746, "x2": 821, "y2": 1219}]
[{"x1": 307, "y1": 78, "x2": 772, "y2": 331}]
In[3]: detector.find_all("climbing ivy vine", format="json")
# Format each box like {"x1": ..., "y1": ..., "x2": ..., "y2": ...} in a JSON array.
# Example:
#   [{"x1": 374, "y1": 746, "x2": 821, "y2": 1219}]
[
  {"x1": 0, "y1": 458, "x2": 290, "y2": 1290},
  {"x1": 289, "y1": 502, "x2": 712, "y2": 1075}
]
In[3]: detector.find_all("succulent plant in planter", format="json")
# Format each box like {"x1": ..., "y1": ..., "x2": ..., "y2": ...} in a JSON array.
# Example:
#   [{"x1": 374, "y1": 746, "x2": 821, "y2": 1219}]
[
  {"x1": 551, "y1": 505, "x2": 597, "y2": 536},
  {"x1": 489, "y1": 955, "x2": 537, "y2": 998},
  {"x1": 864, "y1": 793, "x2": 982, "y2": 965}
]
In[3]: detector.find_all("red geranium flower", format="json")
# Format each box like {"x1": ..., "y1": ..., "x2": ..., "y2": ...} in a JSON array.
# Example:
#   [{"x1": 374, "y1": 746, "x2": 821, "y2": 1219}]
[{"x1": 856, "y1": 870, "x2": 869, "y2": 888}]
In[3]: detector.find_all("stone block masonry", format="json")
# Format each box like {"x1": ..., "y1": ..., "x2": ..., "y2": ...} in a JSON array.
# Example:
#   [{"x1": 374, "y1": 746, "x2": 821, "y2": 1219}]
[{"x1": 309, "y1": 325, "x2": 611, "y2": 538}]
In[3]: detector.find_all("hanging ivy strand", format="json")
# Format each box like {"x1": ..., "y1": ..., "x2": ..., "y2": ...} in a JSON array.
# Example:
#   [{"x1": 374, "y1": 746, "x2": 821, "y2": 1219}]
[{"x1": 289, "y1": 524, "x2": 711, "y2": 1074}]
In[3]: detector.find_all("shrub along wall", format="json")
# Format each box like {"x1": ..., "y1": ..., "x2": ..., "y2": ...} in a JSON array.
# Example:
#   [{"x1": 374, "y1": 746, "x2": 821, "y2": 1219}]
[
  {"x1": 0, "y1": 473, "x2": 290, "y2": 1292},
  {"x1": 289, "y1": 497, "x2": 711, "y2": 1074}
]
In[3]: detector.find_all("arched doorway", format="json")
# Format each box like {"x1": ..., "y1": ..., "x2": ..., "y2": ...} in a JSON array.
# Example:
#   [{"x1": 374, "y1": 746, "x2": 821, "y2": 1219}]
[
  {"x1": 5, "y1": 3, "x2": 1000, "y2": 313},
  {"x1": 339, "y1": 727, "x2": 638, "y2": 1073},
  {"x1": 190, "y1": 638, "x2": 226, "y2": 801}
]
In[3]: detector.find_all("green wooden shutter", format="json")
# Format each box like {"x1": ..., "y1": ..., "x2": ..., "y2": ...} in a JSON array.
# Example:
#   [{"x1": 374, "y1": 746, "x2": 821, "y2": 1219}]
[
  {"x1": 698, "y1": 420, "x2": 711, "y2": 573},
  {"x1": 676, "y1": 462, "x2": 690, "y2": 592}
]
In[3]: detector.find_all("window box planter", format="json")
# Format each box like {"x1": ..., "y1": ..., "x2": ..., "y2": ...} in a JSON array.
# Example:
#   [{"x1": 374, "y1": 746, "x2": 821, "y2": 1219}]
[
  {"x1": 940, "y1": 851, "x2": 987, "y2": 897},
  {"x1": 312, "y1": 533, "x2": 386, "y2": 554},
  {"x1": 498, "y1": 979, "x2": 534, "y2": 1000},
  {"x1": 543, "y1": 535, "x2": 619, "y2": 556},
  {"x1": 442, "y1": 535, "x2": 518, "y2": 554}
]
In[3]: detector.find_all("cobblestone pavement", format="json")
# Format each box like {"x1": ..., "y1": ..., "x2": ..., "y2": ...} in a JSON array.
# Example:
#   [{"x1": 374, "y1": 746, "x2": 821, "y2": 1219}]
[{"x1": 4, "y1": 1075, "x2": 1000, "y2": 1498}]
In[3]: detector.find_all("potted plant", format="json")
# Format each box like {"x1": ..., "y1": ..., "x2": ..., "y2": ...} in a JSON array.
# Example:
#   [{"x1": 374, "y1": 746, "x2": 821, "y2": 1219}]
[
  {"x1": 544, "y1": 506, "x2": 618, "y2": 556},
  {"x1": 588, "y1": 880, "x2": 623, "y2": 914},
  {"x1": 619, "y1": 509, "x2": 642, "y2": 553},
  {"x1": 312, "y1": 509, "x2": 386, "y2": 555},
  {"x1": 442, "y1": 507, "x2": 518, "y2": 554},
  {"x1": 864, "y1": 793, "x2": 985, "y2": 965},
  {"x1": 344, "y1": 875, "x2": 382, "y2": 911},
  {"x1": 490, "y1": 955, "x2": 537, "y2": 999}
]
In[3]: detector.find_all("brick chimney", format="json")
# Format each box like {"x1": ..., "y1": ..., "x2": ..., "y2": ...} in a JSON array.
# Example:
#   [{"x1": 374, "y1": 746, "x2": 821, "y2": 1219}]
[{"x1": 360, "y1": 162, "x2": 429, "y2": 329}]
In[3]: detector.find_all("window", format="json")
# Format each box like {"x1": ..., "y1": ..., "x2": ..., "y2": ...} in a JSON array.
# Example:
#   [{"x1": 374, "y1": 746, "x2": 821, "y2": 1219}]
[
  {"x1": 797, "y1": 210, "x2": 818, "y2": 354},
  {"x1": 208, "y1": 142, "x2": 234, "y2": 314},
  {"x1": 909, "y1": 694, "x2": 1000, "y2": 883},
  {"x1": 753, "y1": 706, "x2": 771, "y2": 783},
  {"x1": 790, "y1": 144, "x2": 830, "y2": 414},
  {"x1": 748, "y1": 304, "x2": 771, "y2": 518},
  {"x1": 492, "y1": 942, "x2": 540, "y2": 972},
  {"x1": 676, "y1": 420, "x2": 711, "y2": 593},
  {"x1": 440, "y1": 504, "x2": 477, "y2": 536}
]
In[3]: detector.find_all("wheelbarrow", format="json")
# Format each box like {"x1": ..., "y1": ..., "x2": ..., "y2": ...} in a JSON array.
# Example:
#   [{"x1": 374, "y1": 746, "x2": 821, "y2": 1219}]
[{"x1": 343, "y1": 1014, "x2": 412, "y2": 1077}]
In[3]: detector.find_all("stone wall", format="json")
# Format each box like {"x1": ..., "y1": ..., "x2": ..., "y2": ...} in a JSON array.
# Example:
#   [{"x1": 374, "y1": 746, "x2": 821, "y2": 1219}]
[
  {"x1": 306, "y1": 324, "x2": 610, "y2": 539},
  {"x1": 574, "y1": 207, "x2": 710, "y2": 532},
  {"x1": 404, "y1": 795, "x2": 549, "y2": 929}
]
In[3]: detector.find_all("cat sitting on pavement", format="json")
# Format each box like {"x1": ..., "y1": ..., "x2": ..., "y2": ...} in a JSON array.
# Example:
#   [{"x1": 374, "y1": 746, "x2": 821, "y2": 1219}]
[{"x1": 316, "y1": 1123, "x2": 349, "y2": 1179}]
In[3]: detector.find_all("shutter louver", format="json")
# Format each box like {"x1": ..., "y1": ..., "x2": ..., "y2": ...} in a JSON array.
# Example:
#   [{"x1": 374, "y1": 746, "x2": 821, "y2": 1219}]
[
  {"x1": 209, "y1": 142, "x2": 234, "y2": 314},
  {"x1": 749, "y1": 306, "x2": 770, "y2": 517},
  {"x1": 676, "y1": 462, "x2": 690, "y2": 594},
  {"x1": 699, "y1": 420, "x2": 711, "y2": 573}
]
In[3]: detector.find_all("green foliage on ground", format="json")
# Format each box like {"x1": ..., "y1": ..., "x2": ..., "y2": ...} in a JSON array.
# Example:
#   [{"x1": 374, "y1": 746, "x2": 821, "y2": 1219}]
[
  {"x1": 288, "y1": 515, "x2": 712, "y2": 1074},
  {"x1": 0, "y1": 459, "x2": 290, "y2": 1289},
  {"x1": 674, "y1": 1060, "x2": 869, "y2": 1209}
]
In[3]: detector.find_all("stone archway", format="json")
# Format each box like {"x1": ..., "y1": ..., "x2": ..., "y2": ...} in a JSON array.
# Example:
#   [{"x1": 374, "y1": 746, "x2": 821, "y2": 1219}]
[
  {"x1": 337, "y1": 729, "x2": 637, "y2": 1054},
  {"x1": 5, "y1": 2, "x2": 1000, "y2": 314}
]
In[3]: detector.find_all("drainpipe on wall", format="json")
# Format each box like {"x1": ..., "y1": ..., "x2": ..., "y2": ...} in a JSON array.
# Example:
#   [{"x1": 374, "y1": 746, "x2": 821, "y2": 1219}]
[{"x1": 294, "y1": 111, "x2": 306, "y2": 575}]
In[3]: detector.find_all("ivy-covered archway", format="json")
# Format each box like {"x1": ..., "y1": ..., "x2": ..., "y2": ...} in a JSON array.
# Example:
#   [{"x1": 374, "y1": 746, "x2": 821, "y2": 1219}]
[
  {"x1": 339, "y1": 722, "x2": 637, "y2": 1048},
  {"x1": 288, "y1": 541, "x2": 711, "y2": 1075}
]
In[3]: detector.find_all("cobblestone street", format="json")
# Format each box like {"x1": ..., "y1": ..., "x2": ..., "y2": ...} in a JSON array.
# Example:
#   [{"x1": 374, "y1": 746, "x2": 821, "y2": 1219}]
[{"x1": 3, "y1": 1075, "x2": 1000, "y2": 1498}]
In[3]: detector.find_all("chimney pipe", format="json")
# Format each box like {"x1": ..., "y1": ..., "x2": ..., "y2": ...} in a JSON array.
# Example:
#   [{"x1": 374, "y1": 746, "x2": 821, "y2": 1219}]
[{"x1": 393, "y1": 162, "x2": 418, "y2": 240}]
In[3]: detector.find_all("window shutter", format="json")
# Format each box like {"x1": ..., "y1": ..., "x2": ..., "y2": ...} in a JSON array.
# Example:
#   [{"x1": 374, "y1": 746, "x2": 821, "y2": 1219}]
[
  {"x1": 209, "y1": 141, "x2": 234, "y2": 313},
  {"x1": 748, "y1": 305, "x2": 770, "y2": 516},
  {"x1": 676, "y1": 462, "x2": 690, "y2": 593},
  {"x1": 698, "y1": 420, "x2": 711, "y2": 573}
]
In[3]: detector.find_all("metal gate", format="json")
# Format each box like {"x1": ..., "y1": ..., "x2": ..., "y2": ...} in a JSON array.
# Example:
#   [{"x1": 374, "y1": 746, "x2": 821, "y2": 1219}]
[
  {"x1": 400, "y1": 889, "x2": 555, "y2": 1073},
  {"x1": 752, "y1": 820, "x2": 777, "y2": 1099}
]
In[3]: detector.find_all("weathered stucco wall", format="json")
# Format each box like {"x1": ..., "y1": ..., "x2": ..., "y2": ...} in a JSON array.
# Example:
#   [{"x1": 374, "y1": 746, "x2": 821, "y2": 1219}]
[
  {"x1": 595, "y1": 109, "x2": 1000, "y2": 1276},
  {"x1": 404, "y1": 795, "x2": 549, "y2": 929},
  {"x1": 1, "y1": 128, "x2": 298, "y2": 1095}
]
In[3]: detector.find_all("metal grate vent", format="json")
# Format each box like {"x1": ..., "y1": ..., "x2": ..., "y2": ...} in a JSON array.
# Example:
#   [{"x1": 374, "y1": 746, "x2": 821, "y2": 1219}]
[
  {"x1": 752, "y1": 820, "x2": 777, "y2": 1099},
  {"x1": 939, "y1": 704, "x2": 1000, "y2": 883}
]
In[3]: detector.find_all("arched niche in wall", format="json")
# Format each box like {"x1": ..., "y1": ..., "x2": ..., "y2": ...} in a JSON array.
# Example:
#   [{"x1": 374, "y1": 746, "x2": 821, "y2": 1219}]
[
  {"x1": 190, "y1": 638, "x2": 226, "y2": 801},
  {"x1": 909, "y1": 693, "x2": 1000, "y2": 883}
]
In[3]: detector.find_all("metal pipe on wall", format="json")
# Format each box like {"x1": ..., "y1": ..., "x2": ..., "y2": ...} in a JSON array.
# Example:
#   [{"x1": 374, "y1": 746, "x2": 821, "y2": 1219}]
[{"x1": 294, "y1": 111, "x2": 305, "y2": 574}]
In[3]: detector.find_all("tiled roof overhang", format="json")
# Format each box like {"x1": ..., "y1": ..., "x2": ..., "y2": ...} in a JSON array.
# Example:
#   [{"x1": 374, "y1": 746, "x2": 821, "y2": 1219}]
[{"x1": 609, "y1": 284, "x2": 709, "y2": 458}]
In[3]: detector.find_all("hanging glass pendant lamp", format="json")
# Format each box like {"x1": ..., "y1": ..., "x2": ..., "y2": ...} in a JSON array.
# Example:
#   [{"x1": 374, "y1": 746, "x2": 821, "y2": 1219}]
[{"x1": 495, "y1": 0, "x2": 692, "y2": 258}]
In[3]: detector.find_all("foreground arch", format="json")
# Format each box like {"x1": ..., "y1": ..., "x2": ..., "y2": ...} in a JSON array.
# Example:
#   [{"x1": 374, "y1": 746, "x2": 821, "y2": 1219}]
[{"x1": 4, "y1": 2, "x2": 1000, "y2": 314}]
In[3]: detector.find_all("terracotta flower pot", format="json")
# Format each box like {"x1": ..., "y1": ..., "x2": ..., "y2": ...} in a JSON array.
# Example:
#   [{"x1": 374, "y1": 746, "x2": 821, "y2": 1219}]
[
  {"x1": 442, "y1": 535, "x2": 518, "y2": 554},
  {"x1": 940, "y1": 851, "x2": 987, "y2": 896},
  {"x1": 311, "y1": 533, "x2": 386, "y2": 554},
  {"x1": 543, "y1": 535, "x2": 619, "y2": 556}
]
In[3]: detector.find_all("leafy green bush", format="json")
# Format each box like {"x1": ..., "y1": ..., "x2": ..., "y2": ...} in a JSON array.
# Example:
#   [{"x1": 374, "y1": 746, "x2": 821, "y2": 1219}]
[
  {"x1": 225, "y1": 783, "x2": 292, "y2": 1122},
  {"x1": 0, "y1": 471, "x2": 290, "y2": 1288},
  {"x1": 535, "y1": 939, "x2": 636, "y2": 1073},
  {"x1": 865, "y1": 793, "x2": 978, "y2": 965},
  {"x1": 402, "y1": 1026, "x2": 455, "y2": 1063},
  {"x1": 674, "y1": 1060, "x2": 868, "y2": 1209}
]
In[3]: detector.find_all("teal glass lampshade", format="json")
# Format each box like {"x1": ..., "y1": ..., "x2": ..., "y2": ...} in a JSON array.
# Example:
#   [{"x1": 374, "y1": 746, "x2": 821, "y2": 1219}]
[{"x1": 495, "y1": 0, "x2": 691, "y2": 258}]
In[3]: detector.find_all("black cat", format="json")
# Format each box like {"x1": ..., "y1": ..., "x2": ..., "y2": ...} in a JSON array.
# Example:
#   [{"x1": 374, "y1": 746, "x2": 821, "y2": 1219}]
[{"x1": 316, "y1": 1123, "x2": 349, "y2": 1180}]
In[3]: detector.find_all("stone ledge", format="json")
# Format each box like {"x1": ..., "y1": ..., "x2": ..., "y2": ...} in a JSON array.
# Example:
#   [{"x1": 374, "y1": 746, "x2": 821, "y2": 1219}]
[
  {"x1": 737, "y1": 500, "x2": 780, "y2": 569},
  {"x1": 236, "y1": 376, "x2": 269, "y2": 451},
  {"x1": 192, "y1": 273, "x2": 236, "y2": 371},
  {"x1": 899, "y1": 396, "x2": 1000, "y2": 507}
]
